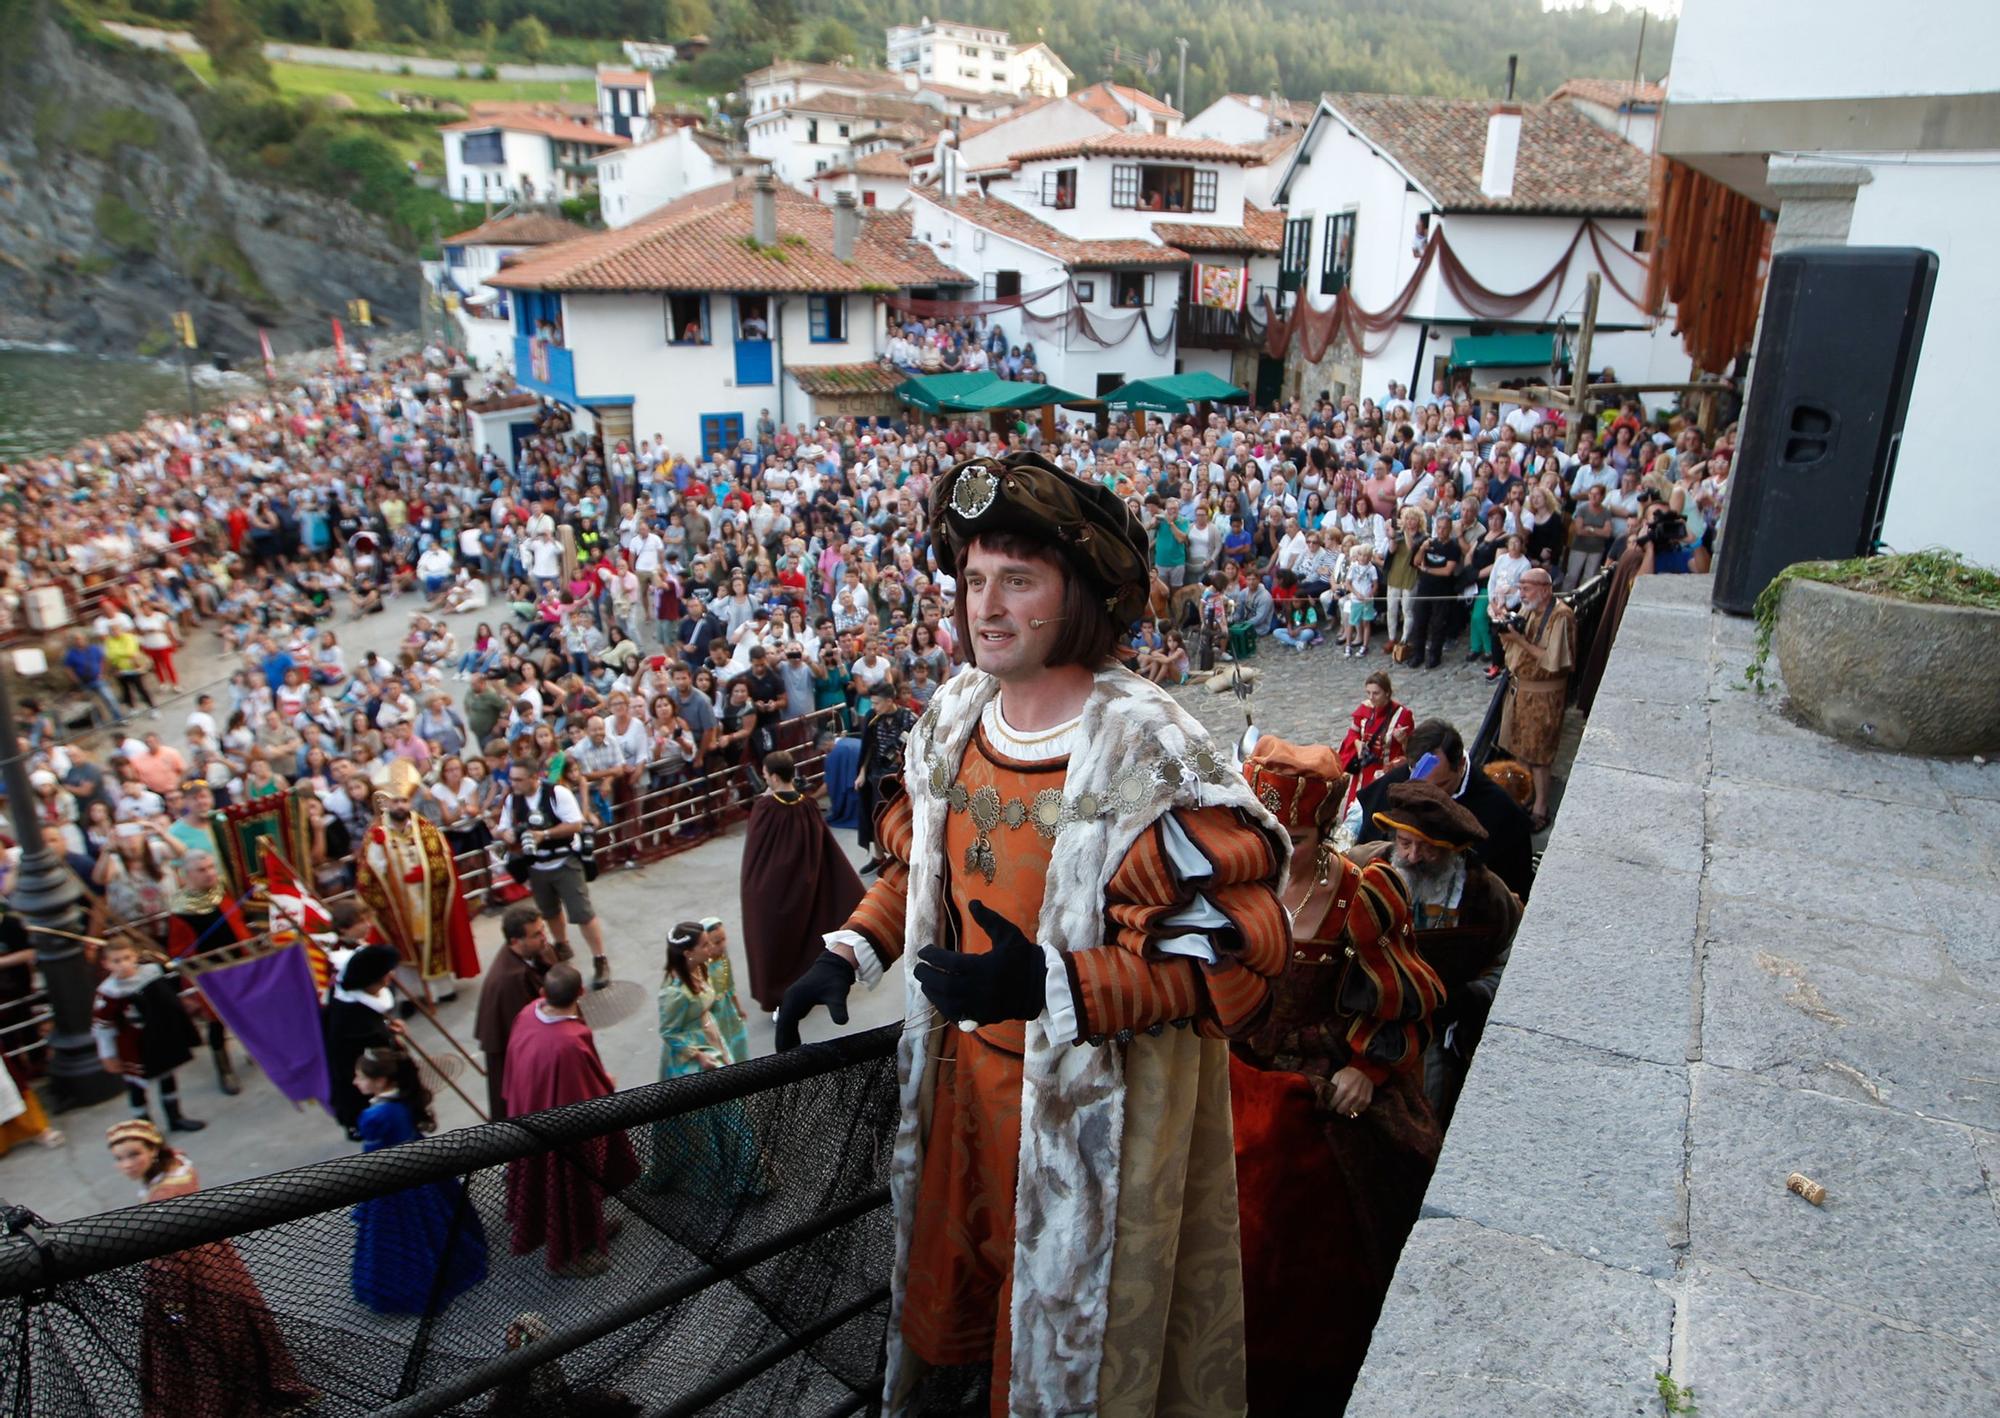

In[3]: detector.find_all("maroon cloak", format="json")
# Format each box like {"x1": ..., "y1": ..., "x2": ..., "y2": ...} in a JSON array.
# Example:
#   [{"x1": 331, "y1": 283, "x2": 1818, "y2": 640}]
[
  {"x1": 502, "y1": 1005, "x2": 640, "y2": 1272},
  {"x1": 739, "y1": 788, "x2": 866, "y2": 1011}
]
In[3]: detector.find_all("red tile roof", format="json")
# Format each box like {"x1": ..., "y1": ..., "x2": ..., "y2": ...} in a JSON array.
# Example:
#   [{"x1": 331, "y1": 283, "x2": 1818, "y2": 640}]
[
  {"x1": 442, "y1": 113, "x2": 628, "y2": 147},
  {"x1": 442, "y1": 212, "x2": 594, "y2": 247},
  {"x1": 1153, "y1": 203, "x2": 1283, "y2": 255},
  {"x1": 1071, "y1": 82, "x2": 1183, "y2": 128},
  {"x1": 1220, "y1": 93, "x2": 1316, "y2": 127},
  {"x1": 787, "y1": 363, "x2": 907, "y2": 397},
  {"x1": 1008, "y1": 133, "x2": 1263, "y2": 166},
  {"x1": 467, "y1": 99, "x2": 598, "y2": 122},
  {"x1": 596, "y1": 69, "x2": 654, "y2": 87},
  {"x1": 821, "y1": 149, "x2": 916, "y2": 179},
  {"x1": 489, "y1": 187, "x2": 969, "y2": 294},
  {"x1": 746, "y1": 91, "x2": 946, "y2": 131},
  {"x1": 1319, "y1": 94, "x2": 1652, "y2": 215},
  {"x1": 742, "y1": 61, "x2": 908, "y2": 94},
  {"x1": 911, "y1": 193, "x2": 1187, "y2": 269},
  {"x1": 1549, "y1": 77, "x2": 1668, "y2": 110}
]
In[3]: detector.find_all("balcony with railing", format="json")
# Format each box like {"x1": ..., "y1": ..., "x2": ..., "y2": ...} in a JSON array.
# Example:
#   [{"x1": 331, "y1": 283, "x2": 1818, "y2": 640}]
[
  {"x1": 514, "y1": 333, "x2": 577, "y2": 404},
  {"x1": 1177, "y1": 285, "x2": 1278, "y2": 351}
]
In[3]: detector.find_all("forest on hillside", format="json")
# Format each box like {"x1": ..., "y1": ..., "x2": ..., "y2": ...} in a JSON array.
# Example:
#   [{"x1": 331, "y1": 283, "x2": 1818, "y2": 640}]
[{"x1": 107, "y1": 0, "x2": 1671, "y2": 113}]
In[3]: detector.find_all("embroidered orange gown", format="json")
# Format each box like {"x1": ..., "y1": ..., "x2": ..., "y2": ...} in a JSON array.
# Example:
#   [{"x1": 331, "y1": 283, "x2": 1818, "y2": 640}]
[{"x1": 843, "y1": 727, "x2": 1287, "y2": 1413}]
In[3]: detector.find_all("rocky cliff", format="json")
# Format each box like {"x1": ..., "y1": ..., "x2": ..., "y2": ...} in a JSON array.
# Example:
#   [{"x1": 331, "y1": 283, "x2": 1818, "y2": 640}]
[{"x1": 0, "y1": 3, "x2": 421, "y2": 359}]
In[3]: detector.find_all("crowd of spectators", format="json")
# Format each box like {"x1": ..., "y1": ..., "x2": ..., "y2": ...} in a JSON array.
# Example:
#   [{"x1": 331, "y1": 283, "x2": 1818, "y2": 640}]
[
  {"x1": 882, "y1": 315, "x2": 1047, "y2": 383},
  {"x1": 0, "y1": 339, "x2": 1729, "y2": 1055}
]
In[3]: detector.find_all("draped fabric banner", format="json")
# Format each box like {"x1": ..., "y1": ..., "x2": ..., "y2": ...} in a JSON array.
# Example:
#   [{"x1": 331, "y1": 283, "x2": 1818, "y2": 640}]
[
  {"x1": 1194, "y1": 262, "x2": 1247, "y2": 312},
  {"x1": 192, "y1": 943, "x2": 332, "y2": 1111},
  {"x1": 882, "y1": 279, "x2": 1069, "y2": 319},
  {"x1": 1263, "y1": 219, "x2": 1653, "y2": 365},
  {"x1": 1644, "y1": 155, "x2": 1769, "y2": 372}
]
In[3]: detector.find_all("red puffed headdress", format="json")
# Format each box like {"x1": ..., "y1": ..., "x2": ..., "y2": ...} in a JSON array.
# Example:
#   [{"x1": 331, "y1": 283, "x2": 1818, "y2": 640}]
[{"x1": 1243, "y1": 735, "x2": 1349, "y2": 830}]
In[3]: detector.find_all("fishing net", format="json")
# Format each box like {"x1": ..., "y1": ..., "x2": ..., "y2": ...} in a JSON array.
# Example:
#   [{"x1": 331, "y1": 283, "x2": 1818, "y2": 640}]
[{"x1": 0, "y1": 1026, "x2": 901, "y2": 1417}]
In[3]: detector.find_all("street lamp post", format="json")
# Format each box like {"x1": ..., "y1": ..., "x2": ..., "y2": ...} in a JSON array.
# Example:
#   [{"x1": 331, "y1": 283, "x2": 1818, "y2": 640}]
[{"x1": 0, "y1": 663, "x2": 121, "y2": 1109}]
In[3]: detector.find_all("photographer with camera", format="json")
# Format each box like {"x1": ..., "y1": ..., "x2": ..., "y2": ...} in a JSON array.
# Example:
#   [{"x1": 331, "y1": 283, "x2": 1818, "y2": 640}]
[
  {"x1": 1630, "y1": 493, "x2": 1695, "y2": 576},
  {"x1": 1496, "y1": 568, "x2": 1576, "y2": 831}
]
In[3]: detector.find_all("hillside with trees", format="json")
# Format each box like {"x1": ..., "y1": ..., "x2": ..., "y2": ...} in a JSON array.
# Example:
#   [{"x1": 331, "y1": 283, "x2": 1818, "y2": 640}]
[{"x1": 98, "y1": 0, "x2": 1669, "y2": 112}]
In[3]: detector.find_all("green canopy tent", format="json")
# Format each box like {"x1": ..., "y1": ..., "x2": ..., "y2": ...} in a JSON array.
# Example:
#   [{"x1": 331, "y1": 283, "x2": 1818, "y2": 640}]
[
  {"x1": 1447, "y1": 333, "x2": 1560, "y2": 370},
  {"x1": 895, "y1": 371, "x2": 1086, "y2": 412},
  {"x1": 1101, "y1": 371, "x2": 1250, "y2": 413}
]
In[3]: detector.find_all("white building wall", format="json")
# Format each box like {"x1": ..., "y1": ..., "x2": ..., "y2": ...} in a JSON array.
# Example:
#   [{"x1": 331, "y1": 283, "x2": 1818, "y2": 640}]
[
  {"x1": 1184, "y1": 96, "x2": 1286, "y2": 145},
  {"x1": 1846, "y1": 156, "x2": 2000, "y2": 567},
  {"x1": 1566, "y1": 98, "x2": 1659, "y2": 155},
  {"x1": 1670, "y1": 0, "x2": 1990, "y2": 104},
  {"x1": 560, "y1": 290, "x2": 888, "y2": 456},
  {"x1": 748, "y1": 113, "x2": 868, "y2": 189},
  {"x1": 956, "y1": 100, "x2": 1112, "y2": 172},
  {"x1": 907, "y1": 197, "x2": 1179, "y2": 395},
  {"x1": 444, "y1": 129, "x2": 558, "y2": 204},
  {"x1": 1009, "y1": 46, "x2": 1071, "y2": 99},
  {"x1": 596, "y1": 130, "x2": 729, "y2": 227},
  {"x1": 1003, "y1": 157, "x2": 1247, "y2": 241}
]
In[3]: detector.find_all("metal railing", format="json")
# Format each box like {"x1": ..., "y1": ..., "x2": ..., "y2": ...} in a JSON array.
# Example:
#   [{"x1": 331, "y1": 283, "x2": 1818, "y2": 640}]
[{"x1": 0, "y1": 707, "x2": 857, "y2": 1077}]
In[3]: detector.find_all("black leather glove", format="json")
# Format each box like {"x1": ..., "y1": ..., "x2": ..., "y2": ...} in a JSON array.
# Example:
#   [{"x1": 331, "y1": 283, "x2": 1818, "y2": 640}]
[
  {"x1": 913, "y1": 900, "x2": 1046, "y2": 1026},
  {"x1": 774, "y1": 950, "x2": 856, "y2": 1052}
]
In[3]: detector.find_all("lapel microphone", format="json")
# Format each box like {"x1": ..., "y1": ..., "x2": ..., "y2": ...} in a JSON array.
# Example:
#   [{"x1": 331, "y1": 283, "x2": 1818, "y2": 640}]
[{"x1": 1028, "y1": 616, "x2": 1069, "y2": 628}]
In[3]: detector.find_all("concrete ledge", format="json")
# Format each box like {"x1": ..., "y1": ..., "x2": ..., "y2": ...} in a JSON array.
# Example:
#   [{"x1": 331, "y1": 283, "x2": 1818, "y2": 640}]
[
  {"x1": 1423, "y1": 1026, "x2": 1688, "y2": 1278},
  {"x1": 1348, "y1": 1218, "x2": 1670, "y2": 1417},
  {"x1": 1353, "y1": 577, "x2": 2000, "y2": 1412}
]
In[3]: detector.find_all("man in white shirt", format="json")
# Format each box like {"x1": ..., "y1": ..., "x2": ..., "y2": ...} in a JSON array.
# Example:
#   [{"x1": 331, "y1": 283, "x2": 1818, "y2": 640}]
[
  {"x1": 526, "y1": 531, "x2": 563, "y2": 592},
  {"x1": 417, "y1": 543, "x2": 456, "y2": 599}
]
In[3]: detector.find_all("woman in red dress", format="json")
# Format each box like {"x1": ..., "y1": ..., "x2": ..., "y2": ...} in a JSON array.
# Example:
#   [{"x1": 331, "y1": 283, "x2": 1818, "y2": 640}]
[
  {"x1": 105, "y1": 1120, "x2": 318, "y2": 1417},
  {"x1": 1232, "y1": 736, "x2": 1447, "y2": 1412},
  {"x1": 1336, "y1": 669, "x2": 1415, "y2": 813}
]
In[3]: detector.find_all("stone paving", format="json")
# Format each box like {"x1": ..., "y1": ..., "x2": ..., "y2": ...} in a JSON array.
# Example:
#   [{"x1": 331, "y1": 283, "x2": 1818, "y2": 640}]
[{"x1": 1349, "y1": 575, "x2": 2000, "y2": 1416}]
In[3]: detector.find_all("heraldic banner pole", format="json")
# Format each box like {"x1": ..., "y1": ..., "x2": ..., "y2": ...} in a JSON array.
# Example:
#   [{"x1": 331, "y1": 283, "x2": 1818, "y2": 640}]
[{"x1": 0, "y1": 665, "x2": 121, "y2": 1108}]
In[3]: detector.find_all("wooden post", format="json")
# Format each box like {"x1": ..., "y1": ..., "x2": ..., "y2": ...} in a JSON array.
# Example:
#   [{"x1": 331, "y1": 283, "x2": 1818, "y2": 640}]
[
  {"x1": 1697, "y1": 389, "x2": 1717, "y2": 437},
  {"x1": 1567, "y1": 271, "x2": 1601, "y2": 452},
  {"x1": 1039, "y1": 401, "x2": 1056, "y2": 442}
]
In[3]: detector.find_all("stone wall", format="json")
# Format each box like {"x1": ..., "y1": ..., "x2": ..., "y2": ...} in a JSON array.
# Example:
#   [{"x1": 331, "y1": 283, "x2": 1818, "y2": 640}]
[{"x1": 1348, "y1": 574, "x2": 2000, "y2": 1415}]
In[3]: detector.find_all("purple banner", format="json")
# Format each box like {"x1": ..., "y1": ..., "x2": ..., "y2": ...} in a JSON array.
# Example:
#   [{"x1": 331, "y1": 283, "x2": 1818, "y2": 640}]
[{"x1": 196, "y1": 944, "x2": 331, "y2": 1111}]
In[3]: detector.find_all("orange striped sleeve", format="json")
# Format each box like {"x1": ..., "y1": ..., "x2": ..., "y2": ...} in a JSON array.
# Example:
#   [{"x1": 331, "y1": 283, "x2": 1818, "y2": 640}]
[
  {"x1": 841, "y1": 792, "x2": 914, "y2": 964},
  {"x1": 1067, "y1": 804, "x2": 1289, "y2": 1043}
]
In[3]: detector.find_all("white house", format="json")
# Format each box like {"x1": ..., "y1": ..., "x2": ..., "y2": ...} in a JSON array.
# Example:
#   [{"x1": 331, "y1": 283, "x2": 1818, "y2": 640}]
[
  {"x1": 1184, "y1": 92, "x2": 1312, "y2": 207},
  {"x1": 812, "y1": 149, "x2": 914, "y2": 210},
  {"x1": 746, "y1": 90, "x2": 947, "y2": 188},
  {"x1": 594, "y1": 124, "x2": 761, "y2": 227},
  {"x1": 1658, "y1": 0, "x2": 2000, "y2": 566},
  {"x1": 439, "y1": 211, "x2": 594, "y2": 368},
  {"x1": 1069, "y1": 81, "x2": 1182, "y2": 137},
  {"x1": 906, "y1": 190, "x2": 1189, "y2": 398},
  {"x1": 440, "y1": 115, "x2": 629, "y2": 205},
  {"x1": 884, "y1": 18, "x2": 1007, "y2": 95},
  {"x1": 741, "y1": 60, "x2": 908, "y2": 116},
  {"x1": 1011, "y1": 42, "x2": 1074, "y2": 100},
  {"x1": 1183, "y1": 92, "x2": 1315, "y2": 146},
  {"x1": 596, "y1": 68, "x2": 656, "y2": 140},
  {"x1": 1551, "y1": 77, "x2": 1666, "y2": 155},
  {"x1": 1272, "y1": 92, "x2": 1690, "y2": 406},
  {"x1": 929, "y1": 95, "x2": 1116, "y2": 179},
  {"x1": 488, "y1": 179, "x2": 970, "y2": 457}
]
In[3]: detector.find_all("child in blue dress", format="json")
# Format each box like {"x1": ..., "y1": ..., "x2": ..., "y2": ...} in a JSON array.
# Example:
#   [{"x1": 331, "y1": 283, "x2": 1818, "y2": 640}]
[{"x1": 351, "y1": 1047, "x2": 489, "y2": 1314}]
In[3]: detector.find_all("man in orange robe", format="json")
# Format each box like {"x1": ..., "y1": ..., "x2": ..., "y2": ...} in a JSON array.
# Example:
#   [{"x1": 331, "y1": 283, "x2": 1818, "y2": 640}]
[{"x1": 780, "y1": 452, "x2": 1291, "y2": 1416}]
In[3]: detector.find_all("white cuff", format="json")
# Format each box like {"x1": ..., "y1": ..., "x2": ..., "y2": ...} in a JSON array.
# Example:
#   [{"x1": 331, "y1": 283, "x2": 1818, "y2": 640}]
[
  {"x1": 824, "y1": 929, "x2": 887, "y2": 988},
  {"x1": 1160, "y1": 813, "x2": 1212, "y2": 880},
  {"x1": 1041, "y1": 942, "x2": 1079, "y2": 1044}
]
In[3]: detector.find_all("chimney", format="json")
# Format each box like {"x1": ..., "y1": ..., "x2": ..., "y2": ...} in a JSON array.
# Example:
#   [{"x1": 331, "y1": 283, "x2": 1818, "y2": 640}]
[
  {"x1": 833, "y1": 191, "x2": 860, "y2": 261},
  {"x1": 752, "y1": 172, "x2": 777, "y2": 246},
  {"x1": 1480, "y1": 103, "x2": 1522, "y2": 200}
]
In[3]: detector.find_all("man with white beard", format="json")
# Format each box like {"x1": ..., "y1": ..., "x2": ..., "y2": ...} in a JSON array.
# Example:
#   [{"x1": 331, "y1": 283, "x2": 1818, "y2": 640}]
[{"x1": 1351, "y1": 779, "x2": 1522, "y2": 1121}]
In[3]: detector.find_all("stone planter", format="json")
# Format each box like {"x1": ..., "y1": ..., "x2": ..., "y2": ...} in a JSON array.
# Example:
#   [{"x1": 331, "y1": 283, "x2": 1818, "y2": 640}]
[{"x1": 1773, "y1": 577, "x2": 2000, "y2": 755}]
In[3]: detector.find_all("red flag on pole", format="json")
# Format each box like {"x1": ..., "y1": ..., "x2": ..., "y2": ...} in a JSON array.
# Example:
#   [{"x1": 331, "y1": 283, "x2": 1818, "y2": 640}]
[
  {"x1": 332, "y1": 316, "x2": 350, "y2": 373},
  {"x1": 259, "y1": 328, "x2": 277, "y2": 385},
  {"x1": 259, "y1": 839, "x2": 334, "y2": 993}
]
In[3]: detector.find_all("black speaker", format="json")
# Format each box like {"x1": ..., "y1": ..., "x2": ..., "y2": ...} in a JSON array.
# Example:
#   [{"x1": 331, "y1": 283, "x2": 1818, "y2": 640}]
[{"x1": 1711, "y1": 246, "x2": 1937, "y2": 615}]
